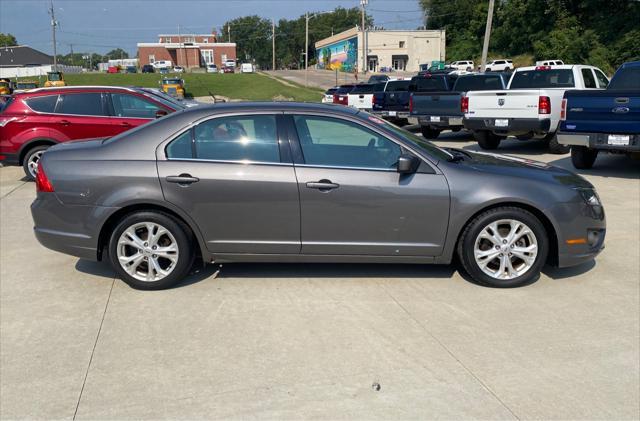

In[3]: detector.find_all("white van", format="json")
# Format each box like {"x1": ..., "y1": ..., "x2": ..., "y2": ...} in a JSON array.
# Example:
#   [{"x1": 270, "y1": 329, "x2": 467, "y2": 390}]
[
  {"x1": 241, "y1": 63, "x2": 254, "y2": 73},
  {"x1": 152, "y1": 60, "x2": 172, "y2": 69}
]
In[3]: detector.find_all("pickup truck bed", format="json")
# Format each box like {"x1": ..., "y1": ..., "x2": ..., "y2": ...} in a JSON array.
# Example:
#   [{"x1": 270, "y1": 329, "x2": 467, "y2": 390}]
[{"x1": 557, "y1": 61, "x2": 640, "y2": 169}]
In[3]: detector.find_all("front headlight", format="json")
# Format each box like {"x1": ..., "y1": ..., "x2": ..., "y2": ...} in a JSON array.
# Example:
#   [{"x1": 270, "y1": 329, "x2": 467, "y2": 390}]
[{"x1": 576, "y1": 188, "x2": 601, "y2": 207}]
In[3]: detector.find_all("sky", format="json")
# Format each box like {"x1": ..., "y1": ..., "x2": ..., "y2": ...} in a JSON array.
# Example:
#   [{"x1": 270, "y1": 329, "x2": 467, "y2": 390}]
[{"x1": 0, "y1": 0, "x2": 423, "y2": 56}]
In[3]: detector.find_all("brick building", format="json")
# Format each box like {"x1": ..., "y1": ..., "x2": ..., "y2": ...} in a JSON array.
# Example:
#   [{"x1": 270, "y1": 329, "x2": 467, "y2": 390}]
[{"x1": 137, "y1": 33, "x2": 236, "y2": 69}]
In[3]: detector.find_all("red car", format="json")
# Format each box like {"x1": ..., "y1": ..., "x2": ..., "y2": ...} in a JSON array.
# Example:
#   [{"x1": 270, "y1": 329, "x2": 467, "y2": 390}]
[{"x1": 0, "y1": 86, "x2": 178, "y2": 179}]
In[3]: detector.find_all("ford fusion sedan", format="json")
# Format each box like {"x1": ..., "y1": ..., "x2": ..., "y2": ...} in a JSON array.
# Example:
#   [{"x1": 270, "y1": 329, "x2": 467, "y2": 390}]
[{"x1": 31, "y1": 103, "x2": 605, "y2": 290}]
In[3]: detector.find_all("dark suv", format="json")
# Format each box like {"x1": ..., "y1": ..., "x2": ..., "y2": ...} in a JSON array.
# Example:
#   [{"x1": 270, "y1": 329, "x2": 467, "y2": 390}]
[{"x1": 0, "y1": 86, "x2": 180, "y2": 179}]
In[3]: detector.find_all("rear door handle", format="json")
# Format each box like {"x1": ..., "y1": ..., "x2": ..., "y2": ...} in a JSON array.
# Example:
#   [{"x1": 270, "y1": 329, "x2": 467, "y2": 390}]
[
  {"x1": 166, "y1": 174, "x2": 200, "y2": 185},
  {"x1": 120, "y1": 121, "x2": 132, "y2": 127},
  {"x1": 306, "y1": 180, "x2": 339, "y2": 191},
  {"x1": 59, "y1": 119, "x2": 71, "y2": 126}
]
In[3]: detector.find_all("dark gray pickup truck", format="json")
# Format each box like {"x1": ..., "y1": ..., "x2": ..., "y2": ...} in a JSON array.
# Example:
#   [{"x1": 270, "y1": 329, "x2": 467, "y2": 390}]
[{"x1": 410, "y1": 73, "x2": 509, "y2": 139}]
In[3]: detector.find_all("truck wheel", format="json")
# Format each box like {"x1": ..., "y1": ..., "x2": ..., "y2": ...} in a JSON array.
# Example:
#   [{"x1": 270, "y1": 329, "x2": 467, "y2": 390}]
[
  {"x1": 474, "y1": 131, "x2": 501, "y2": 150},
  {"x1": 420, "y1": 126, "x2": 441, "y2": 139},
  {"x1": 571, "y1": 146, "x2": 598, "y2": 169},
  {"x1": 546, "y1": 134, "x2": 570, "y2": 154}
]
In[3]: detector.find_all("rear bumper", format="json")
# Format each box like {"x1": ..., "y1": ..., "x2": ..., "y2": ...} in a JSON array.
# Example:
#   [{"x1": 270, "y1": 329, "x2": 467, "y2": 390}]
[
  {"x1": 557, "y1": 131, "x2": 640, "y2": 152},
  {"x1": 417, "y1": 115, "x2": 464, "y2": 129},
  {"x1": 0, "y1": 153, "x2": 19, "y2": 166},
  {"x1": 31, "y1": 194, "x2": 118, "y2": 261},
  {"x1": 464, "y1": 117, "x2": 551, "y2": 135},
  {"x1": 371, "y1": 110, "x2": 410, "y2": 119}
]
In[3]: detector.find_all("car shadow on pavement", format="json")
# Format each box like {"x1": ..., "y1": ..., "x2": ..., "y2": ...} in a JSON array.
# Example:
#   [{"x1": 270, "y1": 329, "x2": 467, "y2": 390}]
[
  {"x1": 462, "y1": 137, "x2": 552, "y2": 156},
  {"x1": 549, "y1": 154, "x2": 640, "y2": 180}
]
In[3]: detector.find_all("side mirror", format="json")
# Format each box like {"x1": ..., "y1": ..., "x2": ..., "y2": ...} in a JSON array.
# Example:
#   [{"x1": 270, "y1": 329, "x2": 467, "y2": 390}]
[
  {"x1": 155, "y1": 109, "x2": 168, "y2": 119},
  {"x1": 397, "y1": 154, "x2": 420, "y2": 174}
]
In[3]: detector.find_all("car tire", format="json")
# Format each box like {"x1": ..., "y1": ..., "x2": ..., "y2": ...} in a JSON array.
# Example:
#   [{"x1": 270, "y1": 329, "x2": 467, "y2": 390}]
[
  {"x1": 474, "y1": 130, "x2": 501, "y2": 149},
  {"x1": 546, "y1": 134, "x2": 570, "y2": 154},
  {"x1": 485, "y1": 67, "x2": 491, "y2": 72},
  {"x1": 457, "y1": 206, "x2": 548, "y2": 288},
  {"x1": 108, "y1": 211, "x2": 195, "y2": 290},
  {"x1": 22, "y1": 145, "x2": 50, "y2": 181},
  {"x1": 571, "y1": 146, "x2": 598, "y2": 169},
  {"x1": 421, "y1": 126, "x2": 441, "y2": 139}
]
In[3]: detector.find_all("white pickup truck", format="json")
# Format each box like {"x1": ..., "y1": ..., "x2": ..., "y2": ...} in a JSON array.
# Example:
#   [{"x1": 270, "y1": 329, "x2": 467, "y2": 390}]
[
  {"x1": 347, "y1": 81, "x2": 387, "y2": 111},
  {"x1": 464, "y1": 65, "x2": 609, "y2": 152}
]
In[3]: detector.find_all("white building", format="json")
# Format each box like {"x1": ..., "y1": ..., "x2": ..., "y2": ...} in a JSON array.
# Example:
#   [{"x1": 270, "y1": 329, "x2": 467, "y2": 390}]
[{"x1": 315, "y1": 27, "x2": 446, "y2": 73}]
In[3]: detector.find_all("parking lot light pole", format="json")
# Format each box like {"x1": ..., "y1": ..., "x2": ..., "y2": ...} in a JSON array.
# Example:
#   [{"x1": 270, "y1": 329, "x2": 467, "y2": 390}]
[
  {"x1": 305, "y1": 10, "x2": 334, "y2": 87},
  {"x1": 480, "y1": 0, "x2": 495, "y2": 73}
]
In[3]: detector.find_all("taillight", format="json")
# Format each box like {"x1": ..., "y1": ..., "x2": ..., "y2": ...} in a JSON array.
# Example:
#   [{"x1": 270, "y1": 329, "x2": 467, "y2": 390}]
[
  {"x1": 461, "y1": 96, "x2": 469, "y2": 113},
  {"x1": 35, "y1": 161, "x2": 54, "y2": 192},
  {"x1": 560, "y1": 98, "x2": 567, "y2": 121},
  {"x1": 372, "y1": 95, "x2": 376, "y2": 105},
  {"x1": 332, "y1": 94, "x2": 339, "y2": 104},
  {"x1": 409, "y1": 95, "x2": 414, "y2": 113},
  {"x1": 538, "y1": 96, "x2": 551, "y2": 115}
]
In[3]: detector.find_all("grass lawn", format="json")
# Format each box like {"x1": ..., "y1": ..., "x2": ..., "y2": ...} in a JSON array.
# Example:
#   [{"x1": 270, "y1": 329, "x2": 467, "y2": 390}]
[{"x1": 55, "y1": 72, "x2": 323, "y2": 102}]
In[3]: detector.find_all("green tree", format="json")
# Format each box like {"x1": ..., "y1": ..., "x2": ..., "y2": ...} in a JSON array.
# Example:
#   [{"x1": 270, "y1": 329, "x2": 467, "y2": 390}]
[
  {"x1": 0, "y1": 33, "x2": 17, "y2": 47},
  {"x1": 223, "y1": 15, "x2": 273, "y2": 68},
  {"x1": 105, "y1": 48, "x2": 129, "y2": 60}
]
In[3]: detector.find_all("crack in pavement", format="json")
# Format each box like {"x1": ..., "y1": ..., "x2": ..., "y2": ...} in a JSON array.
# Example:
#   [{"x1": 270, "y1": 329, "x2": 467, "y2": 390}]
[
  {"x1": 1, "y1": 180, "x2": 28, "y2": 199},
  {"x1": 381, "y1": 284, "x2": 521, "y2": 420},
  {"x1": 73, "y1": 278, "x2": 116, "y2": 420}
]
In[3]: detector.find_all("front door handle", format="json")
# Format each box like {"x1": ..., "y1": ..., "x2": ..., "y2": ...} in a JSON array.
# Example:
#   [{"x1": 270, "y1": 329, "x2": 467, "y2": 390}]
[
  {"x1": 166, "y1": 174, "x2": 200, "y2": 185},
  {"x1": 306, "y1": 180, "x2": 339, "y2": 191},
  {"x1": 59, "y1": 119, "x2": 71, "y2": 126},
  {"x1": 120, "y1": 121, "x2": 132, "y2": 127}
]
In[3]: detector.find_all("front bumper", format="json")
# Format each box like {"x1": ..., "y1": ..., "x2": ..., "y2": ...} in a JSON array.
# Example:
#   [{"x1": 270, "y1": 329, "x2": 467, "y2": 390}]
[
  {"x1": 417, "y1": 115, "x2": 464, "y2": 129},
  {"x1": 548, "y1": 201, "x2": 606, "y2": 268},
  {"x1": 557, "y1": 131, "x2": 640, "y2": 152},
  {"x1": 464, "y1": 117, "x2": 551, "y2": 135}
]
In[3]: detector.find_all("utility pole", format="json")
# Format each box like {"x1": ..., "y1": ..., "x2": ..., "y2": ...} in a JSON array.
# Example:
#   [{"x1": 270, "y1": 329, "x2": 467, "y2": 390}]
[
  {"x1": 480, "y1": 0, "x2": 495, "y2": 73},
  {"x1": 228, "y1": 25, "x2": 231, "y2": 43},
  {"x1": 360, "y1": 0, "x2": 368, "y2": 75},
  {"x1": 49, "y1": 0, "x2": 58, "y2": 71},
  {"x1": 272, "y1": 19, "x2": 275, "y2": 71},
  {"x1": 69, "y1": 43, "x2": 73, "y2": 66},
  {"x1": 305, "y1": 12, "x2": 309, "y2": 86}
]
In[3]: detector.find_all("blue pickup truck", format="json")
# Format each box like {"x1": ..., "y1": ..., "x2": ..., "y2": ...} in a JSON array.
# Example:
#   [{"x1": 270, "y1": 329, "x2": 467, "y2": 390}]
[
  {"x1": 557, "y1": 61, "x2": 640, "y2": 169},
  {"x1": 370, "y1": 79, "x2": 412, "y2": 125},
  {"x1": 409, "y1": 73, "x2": 510, "y2": 139}
]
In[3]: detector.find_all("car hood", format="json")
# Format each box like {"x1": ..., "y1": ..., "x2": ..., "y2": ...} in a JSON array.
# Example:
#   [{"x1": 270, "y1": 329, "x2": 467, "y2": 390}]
[{"x1": 459, "y1": 150, "x2": 593, "y2": 188}]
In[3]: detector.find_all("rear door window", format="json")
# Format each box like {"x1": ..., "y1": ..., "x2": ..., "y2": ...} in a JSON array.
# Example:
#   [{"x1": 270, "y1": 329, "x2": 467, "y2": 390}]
[
  {"x1": 25, "y1": 95, "x2": 59, "y2": 113},
  {"x1": 581, "y1": 68, "x2": 597, "y2": 88},
  {"x1": 59, "y1": 93, "x2": 106, "y2": 116}
]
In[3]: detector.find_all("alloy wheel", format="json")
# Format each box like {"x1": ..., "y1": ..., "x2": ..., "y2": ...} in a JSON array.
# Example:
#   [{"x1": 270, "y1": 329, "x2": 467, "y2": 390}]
[
  {"x1": 116, "y1": 222, "x2": 179, "y2": 282},
  {"x1": 27, "y1": 150, "x2": 45, "y2": 178},
  {"x1": 473, "y1": 219, "x2": 538, "y2": 280}
]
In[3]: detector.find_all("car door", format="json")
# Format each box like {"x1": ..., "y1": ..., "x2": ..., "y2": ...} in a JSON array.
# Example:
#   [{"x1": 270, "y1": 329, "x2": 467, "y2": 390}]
[
  {"x1": 108, "y1": 92, "x2": 171, "y2": 134},
  {"x1": 53, "y1": 92, "x2": 112, "y2": 140},
  {"x1": 287, "y1": 113, "x2": 450, "y2": 257},
  {"x1": 157, "y1": 113, "x2": 301, "y2": 255}
]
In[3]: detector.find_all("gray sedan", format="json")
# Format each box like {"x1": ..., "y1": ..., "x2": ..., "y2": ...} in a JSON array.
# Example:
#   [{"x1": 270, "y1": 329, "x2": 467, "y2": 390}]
[{"x1": 31, "y1": 103, "x2": 605, "y2": 290}]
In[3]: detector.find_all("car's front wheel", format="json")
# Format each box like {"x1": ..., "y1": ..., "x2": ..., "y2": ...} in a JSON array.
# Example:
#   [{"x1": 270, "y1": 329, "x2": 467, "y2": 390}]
[
  {"x1": 457, "y1": 207, "x2": 548, "y2": 288},
  {"x1": 22, "y1": 145, "x2": 50, "y2": 181},
  {"x1": 108, "y1": 211, "x2": 195, "y2": 290}
]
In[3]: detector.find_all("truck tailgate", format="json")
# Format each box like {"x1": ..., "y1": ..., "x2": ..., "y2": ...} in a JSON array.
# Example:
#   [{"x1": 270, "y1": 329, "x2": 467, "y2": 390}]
[
  {"x1": 467, "y1": 90, "x2": 541, "y2": 119},
  {"x1": 411, "y1": 92, "x2": 462, "y2": 117},
  {"x1": 564, "y1": 91, "x2": 640, "y2": 134}
]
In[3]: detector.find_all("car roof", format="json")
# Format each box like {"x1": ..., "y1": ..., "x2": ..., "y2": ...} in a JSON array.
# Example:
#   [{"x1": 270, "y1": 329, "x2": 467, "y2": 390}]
[
  {"x1": 175, "y1": 101, "x2": 361, "y2": 117},
  {"x1": 14, "y1": 85, "x2": 140, "y2": 97},
  {"x1": 516, "y1": 64, "x2": 595, "y2": 71}
]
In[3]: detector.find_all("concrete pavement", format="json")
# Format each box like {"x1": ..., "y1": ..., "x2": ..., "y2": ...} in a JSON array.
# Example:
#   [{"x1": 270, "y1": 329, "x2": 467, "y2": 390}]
[{"x1": 1, "y1": 133, "x2": 638, "y2": 419}]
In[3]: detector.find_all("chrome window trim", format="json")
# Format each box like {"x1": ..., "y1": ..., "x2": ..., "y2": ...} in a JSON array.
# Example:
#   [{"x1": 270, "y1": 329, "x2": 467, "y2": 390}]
[
  {"x1": 294, "y1": 163, "x2": 397, "y2": 172},
  {"x1": 166, "y1": 157, "x2": 293, "y2": 167}
]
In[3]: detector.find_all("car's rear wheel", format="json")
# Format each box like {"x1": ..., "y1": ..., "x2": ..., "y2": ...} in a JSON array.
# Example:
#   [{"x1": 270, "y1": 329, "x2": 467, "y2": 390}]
[
  {"x1": 108, "y1": 211, "x2": 194, "y2": 290},
  {"x1": 474, "y1": 130, "x2": 501, "y2": 149},
  {"x1": 457, "y1": 207, "x2": 548, "y2": 288},
  {"x1": 421, "y1": 126, "x2": 441, "y2": 139},
  {"x1": 22, "y1": 145, "x2": 50, "y2": 181},
  {"x1": 571, "y1": 146, "x2": 598, "y2": 169}
]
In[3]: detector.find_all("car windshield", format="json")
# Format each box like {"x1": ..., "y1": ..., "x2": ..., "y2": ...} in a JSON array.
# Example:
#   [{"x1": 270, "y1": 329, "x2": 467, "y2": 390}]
[
  {"x1": 163, "y1": 79, "x2": 182, "y2": 84},
  {"x1": 385, "y1": 80, "x2": 411, "y2": 92},
  {"x1": 48, "y1": 73, "x2": 61, "y2": 81},
  {"x1": 510, "y1": 69, "x2": 575, "y2": 89},
  {"x1": 139, "y1": 89, "x2": 185, "y2": 109},
  {"x1": 361, "y1": 112, "x2": 453, "y2": 161},
  {"x1": 608, "y1": 67, "x2": 640, "y2": 90},
  {"x1": 324, "y1": 88, "x2": 337, "y2": 95}
]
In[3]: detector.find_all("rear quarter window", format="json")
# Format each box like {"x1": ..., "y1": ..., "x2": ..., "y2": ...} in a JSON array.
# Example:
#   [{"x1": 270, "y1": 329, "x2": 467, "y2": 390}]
[{"x1": 25, "y1": 95, "x2": 59, "y2": 113}]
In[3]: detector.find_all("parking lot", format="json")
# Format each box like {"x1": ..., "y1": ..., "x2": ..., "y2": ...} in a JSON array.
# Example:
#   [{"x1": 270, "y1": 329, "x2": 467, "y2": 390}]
[{"x1": 1, "y1": 131, "x2": 638, "y2": 419}]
